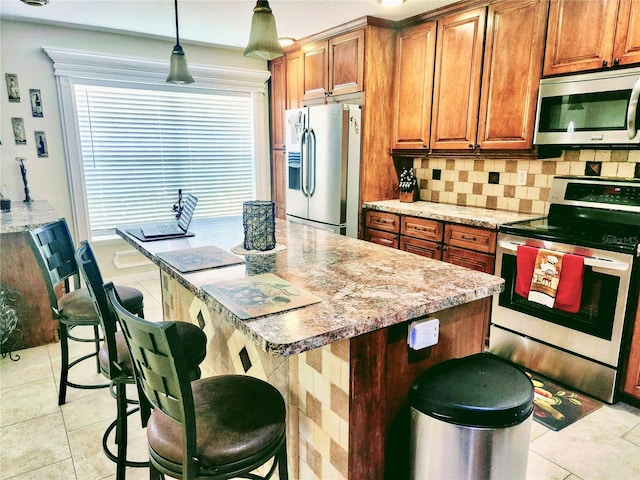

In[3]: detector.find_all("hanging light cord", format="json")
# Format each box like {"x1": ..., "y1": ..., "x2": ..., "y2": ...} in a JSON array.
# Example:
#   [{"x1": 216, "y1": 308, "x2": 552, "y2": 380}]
[{"x1": 174, "y1": 0, "x2": 181, "y2": 47}]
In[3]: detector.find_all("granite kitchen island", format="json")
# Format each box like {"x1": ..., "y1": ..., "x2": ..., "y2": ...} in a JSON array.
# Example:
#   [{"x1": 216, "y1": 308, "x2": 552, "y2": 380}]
[{"x1": 117, "y1": 216, "x2": 504, "y2": 480}]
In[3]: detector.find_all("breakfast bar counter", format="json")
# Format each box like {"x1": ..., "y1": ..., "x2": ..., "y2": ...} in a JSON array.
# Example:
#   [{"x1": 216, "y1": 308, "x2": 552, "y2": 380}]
[{"x1": 117, "y1": 216, "x2": 504, "y2": 479}]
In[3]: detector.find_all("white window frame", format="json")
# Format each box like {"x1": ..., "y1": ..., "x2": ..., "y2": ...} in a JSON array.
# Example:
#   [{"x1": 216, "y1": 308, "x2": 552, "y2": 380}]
[{"x1": 43, "y1": 46, "x2": 271, "y2": 242}]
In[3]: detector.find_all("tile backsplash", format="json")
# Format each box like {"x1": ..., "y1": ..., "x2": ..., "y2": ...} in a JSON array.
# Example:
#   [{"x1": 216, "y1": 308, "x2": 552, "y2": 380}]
[{"x1": 415, "y1": 149, "x2": 640, "y2": 215}]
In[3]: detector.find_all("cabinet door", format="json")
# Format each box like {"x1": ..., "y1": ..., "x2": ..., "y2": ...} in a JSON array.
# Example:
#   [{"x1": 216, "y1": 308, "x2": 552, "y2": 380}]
[
  {"x1": 443, "y1": 246, "x2": 495, "y2": 274},
  {"x1": 365, "y1": 210, "x2": 400, "y2": 233},
  {"x1": 400, "y1": 236, "x2": 442, "y2": 259},
  {"x1": 400, "y1": 216, "x2": 443, "y2": 242},
  {"x1": 623, "y1": 295, "x2": 640, "y2": 400},
  {"x1": 392, "y1": 22, "x2": 437, "y2": 149},
  {"x1": 270, "y1": 56, "x2": 286, "y2": 150},
  {"x1": 477, "y1": 0, "x2": 547, "y2": 150},
  {"x1": 365, "y1": 228, "x2": 399, "y2": 248},
  {"x1": 444, "y1": 224, "x2": 497, "y2": 254},
  {"x1": 543, "y1": 0, "x2": 619, "y2": 76},
  {"x1": 613, "y1": 0, "x2": 640, "y2": 67},
  {"x1": 431, "y1": 7, "x2": 486, "y2": 150},
  {"x1": 286, "y1": 50, "x2": 303, "y2": 109},
  {"x1": 329, "y1": 29, "x2": 365, "y2": 97},
  {"x1": 272, "y1": 149, "x2": 286, "y2": 219},
  {"x1": 302, "y1": 40, "x2": 329, "y2": 101}
]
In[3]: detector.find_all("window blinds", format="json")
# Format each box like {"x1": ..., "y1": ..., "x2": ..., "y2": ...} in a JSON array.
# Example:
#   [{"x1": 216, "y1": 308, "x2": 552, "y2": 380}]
[{"x1": 74, "y1": 84, "x2": 255, "y2": 236}]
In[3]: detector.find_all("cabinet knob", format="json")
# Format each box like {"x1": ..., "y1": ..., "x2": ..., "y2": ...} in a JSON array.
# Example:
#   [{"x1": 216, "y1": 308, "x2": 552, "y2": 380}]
[
  {"x1": 468, "y1": 144, "x2": 474, "y2": 149},
  {"x1": 602, "y1": 60, "x2": 608, "y2": 67},
  {"x1": 613, "y1": 57, "x2": 620, "y2": 65},
  {"x1": 475, "y1": 143, "x2": 480, "y2": 149}
]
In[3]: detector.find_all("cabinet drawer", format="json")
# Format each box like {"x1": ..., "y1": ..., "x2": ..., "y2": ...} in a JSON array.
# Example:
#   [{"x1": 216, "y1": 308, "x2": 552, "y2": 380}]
[
  {"x1": 443, "y1": 246, "x2": 495, "y2": 274},
  {"x1": 401, "y1": 216, "x2": 443, "y2": 242},
  {"x1": 365, "y1": 228, "x2": 398, "y2": 248},
  {"x1": 366, "y1": 211, "x2": 400, "y2": 233},
  {"x1": 400, "y1": 237, "x2": 442, "y2": 260},
  {"x1": 444, "y1": 224, "x2": 496, "y2": 254}
]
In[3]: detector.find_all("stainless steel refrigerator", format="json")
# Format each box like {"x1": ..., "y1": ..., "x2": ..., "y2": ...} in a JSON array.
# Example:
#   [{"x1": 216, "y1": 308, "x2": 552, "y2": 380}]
[{"x1": 285, "y1": 104, "x2": 361, "y2": 238}]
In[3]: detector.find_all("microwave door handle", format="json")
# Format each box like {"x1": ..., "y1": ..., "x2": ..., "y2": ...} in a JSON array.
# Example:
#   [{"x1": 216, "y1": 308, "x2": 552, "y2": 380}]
[
  {"x1": 308, "y1": 128, "x2": 316, "y2": 197},
  {"x1": 498, "y1": 240, "x2": 630, "y2": 271},
  {"x1": 627, "y1": 77, "x2": 640, "y2": 140}
]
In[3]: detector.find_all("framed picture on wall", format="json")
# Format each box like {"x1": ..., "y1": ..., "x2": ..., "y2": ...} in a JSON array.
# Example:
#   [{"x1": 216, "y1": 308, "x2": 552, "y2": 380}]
[
  {"x1": 29, "y1": 89, "x2": 43, "y2": 117},
  {"x1": 12, "y1": 117, "x2": 26, "y2": 145},
  {"x1": 35, "y1": 131, "x2": 48, "y2": 158},
  {"x1": 6, "y1": 73, "x2": 20, "y2": 102}
]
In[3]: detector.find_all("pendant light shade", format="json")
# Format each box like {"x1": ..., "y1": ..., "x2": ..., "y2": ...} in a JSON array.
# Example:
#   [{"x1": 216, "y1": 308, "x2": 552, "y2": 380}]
[
  {"x1": 244, "y1": 1, "x2": 284, "y2": 61},
  {"x1": 20, "y1": 0, "x2": 49, "y2": 5},
  {"x1": 166, "y1": 0, "x2": 194, "y2": 84}
]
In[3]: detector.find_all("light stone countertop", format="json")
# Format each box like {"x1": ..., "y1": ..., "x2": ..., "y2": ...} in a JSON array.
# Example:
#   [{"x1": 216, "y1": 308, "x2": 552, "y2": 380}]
[
  {"x1": 117, "y1": 216, "x2": 504, "y2": 357},
  {"x1": 0, "y1": 200, "x2": 60, "y2": 234},
  {"x1": 362, "y1": 200, "x2": 544, "y2": 229}
]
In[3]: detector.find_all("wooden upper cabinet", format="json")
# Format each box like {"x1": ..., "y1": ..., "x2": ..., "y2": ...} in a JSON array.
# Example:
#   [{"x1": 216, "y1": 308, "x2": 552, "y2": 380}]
[
  {"x1": 286, "y1": 50, "x2": 303, "y2": 109},
  {"x1": 391, "y1": 21, "x2": 436, "y2": 149},
  {"x1": 477, "y1": 0, "x2": 548, "y2": 150},
  {"x1": 431, "y1": 7, "x2": 486, "y2": 150},
  {"x1": 329, "y1": 29, "x2": 365, "y2": 97},
  {"x1": 613, "y1": 0, "x2": 640, "y2": 68},
  {"x1": 269, "y1": 56, "x2": 286, "y2": 150},
  {"x1": 302, "y1": 29, "x2": 364, "y2": 101},
  {"x1": 544, "y1": 0, "x2": 640, "y2": 76}
]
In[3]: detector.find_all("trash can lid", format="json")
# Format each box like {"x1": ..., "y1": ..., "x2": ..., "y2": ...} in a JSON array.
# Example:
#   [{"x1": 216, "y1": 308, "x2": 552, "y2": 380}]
[{"x1": 409, "y1": 353, "x2": 534, "y2": 428}]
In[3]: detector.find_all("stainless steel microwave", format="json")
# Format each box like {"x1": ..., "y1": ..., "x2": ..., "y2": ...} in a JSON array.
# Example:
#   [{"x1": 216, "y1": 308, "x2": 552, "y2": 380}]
[{"x1": 534, "y1": 66, "x2": 640, "y2": 146}]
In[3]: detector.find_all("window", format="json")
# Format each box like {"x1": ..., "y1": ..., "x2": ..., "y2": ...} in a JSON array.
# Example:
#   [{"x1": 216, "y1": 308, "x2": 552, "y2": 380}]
[
  {"x1": 75, "y1": 84, "x2": 255, "y2": 236},
  {"x1": 44, "y1": 47, "x2": 271, "y2": 241}
]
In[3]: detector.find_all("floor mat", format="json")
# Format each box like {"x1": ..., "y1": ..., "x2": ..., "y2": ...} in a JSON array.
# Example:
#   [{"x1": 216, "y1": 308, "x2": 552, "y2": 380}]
[{"x1": 527, "y1": 371, "x2": 603, "y2": 431}]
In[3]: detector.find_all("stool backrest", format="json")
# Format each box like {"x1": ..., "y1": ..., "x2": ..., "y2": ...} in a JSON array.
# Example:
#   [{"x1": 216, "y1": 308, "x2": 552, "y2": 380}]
[
  {"x1": 29, "y1": 219, "x2": 80, "y2": 314},
  {"x1": 105, "y1": 282, "x2": 197, "y2": 472},
  {"x1": 75, "y1": 241, "x2": 119, "y2": 379}
]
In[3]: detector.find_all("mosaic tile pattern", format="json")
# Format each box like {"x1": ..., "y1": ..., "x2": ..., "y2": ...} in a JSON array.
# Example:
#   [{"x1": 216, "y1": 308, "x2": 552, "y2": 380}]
[{"x1": 413, "y1": 150, "x2": 640, "y2": 215}]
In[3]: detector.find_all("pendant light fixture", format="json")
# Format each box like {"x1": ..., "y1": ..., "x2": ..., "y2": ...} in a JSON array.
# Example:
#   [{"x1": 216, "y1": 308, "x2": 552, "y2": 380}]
[
  {"x1": 244, "y1": 1, "x2": 284, "y2": 61},
  {"x1": 166, "y1": 0, "x2": 194, "y2": 84},
  {"x1": 20, "y1": 0, "x2": 49, "y2": 5}
]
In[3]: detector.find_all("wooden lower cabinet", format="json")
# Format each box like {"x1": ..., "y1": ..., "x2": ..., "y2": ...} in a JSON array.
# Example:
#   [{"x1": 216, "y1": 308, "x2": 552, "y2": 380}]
[
  {"x1": 400, "y1": 236, "x2": 442, "y2": 259},
  {"x1": 623, "y1": 294, "x2": 640, "y2": 401},
  {"x1": 443, "y1": 245, "x2": 495, "y2": 274},
  {"x1": 364, "y1": 210, "x2": 496, "y2": 274}
]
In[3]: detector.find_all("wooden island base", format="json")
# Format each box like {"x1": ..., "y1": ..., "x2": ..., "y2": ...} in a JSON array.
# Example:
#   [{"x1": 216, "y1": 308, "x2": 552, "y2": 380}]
[{"x1": 162, "y1": 272, "x2": 489, "y2": 480}]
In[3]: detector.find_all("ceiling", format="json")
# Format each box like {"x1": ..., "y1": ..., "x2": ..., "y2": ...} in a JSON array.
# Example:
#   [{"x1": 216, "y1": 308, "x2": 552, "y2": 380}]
[{"x1": 0, "y1": 0, "x2": 460, "y2": 50}]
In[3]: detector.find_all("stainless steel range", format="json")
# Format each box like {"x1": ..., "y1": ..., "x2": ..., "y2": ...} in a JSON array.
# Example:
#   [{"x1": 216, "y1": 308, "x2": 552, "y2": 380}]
[{"x1": 489, "y1": 176, "x2": 640, "y2": 403}]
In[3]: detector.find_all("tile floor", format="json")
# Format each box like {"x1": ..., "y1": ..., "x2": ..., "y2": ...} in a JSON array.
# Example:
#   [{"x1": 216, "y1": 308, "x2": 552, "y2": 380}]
[{"x1": 1, "y1": 274, "x2": 640, "y2": 480}]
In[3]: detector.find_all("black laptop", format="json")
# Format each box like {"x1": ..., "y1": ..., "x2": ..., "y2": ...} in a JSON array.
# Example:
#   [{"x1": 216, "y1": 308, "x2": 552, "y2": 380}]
[{"x1": 140, "y1": 194, "x2": 198, "y2": 239}]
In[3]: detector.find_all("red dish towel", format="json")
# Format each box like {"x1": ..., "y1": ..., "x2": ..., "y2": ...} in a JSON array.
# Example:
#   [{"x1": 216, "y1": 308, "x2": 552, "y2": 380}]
[
  {"x1": 553, "y1": 254, "x2": 584, "y2": 313},
  {"x1": 514, "y1": 245, "x2": 584, "y2": 314}
]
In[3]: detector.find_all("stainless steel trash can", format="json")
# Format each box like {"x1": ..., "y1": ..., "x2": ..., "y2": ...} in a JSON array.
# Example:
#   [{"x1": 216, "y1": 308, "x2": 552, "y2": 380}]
[{"x1": 409, "y1": 353, "x2": 534, "y2": 480}]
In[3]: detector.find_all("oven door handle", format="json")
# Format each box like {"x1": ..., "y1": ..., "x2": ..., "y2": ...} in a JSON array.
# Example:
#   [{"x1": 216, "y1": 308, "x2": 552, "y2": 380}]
[{"x1": 498, "y1": 241, "x2": 631, "y2": 271}]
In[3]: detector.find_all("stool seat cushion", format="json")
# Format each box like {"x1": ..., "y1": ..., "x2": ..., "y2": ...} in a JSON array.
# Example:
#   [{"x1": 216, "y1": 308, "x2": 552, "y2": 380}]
[
  {"x1": 147, "y1": 374, "x2": 286, "y2": 467},
  {"x1": 59, "y1": 285, "x2": 144, "y2": 322},
  {"x1": 99, "y1": 321, "x2": 207, "y2": 376}
]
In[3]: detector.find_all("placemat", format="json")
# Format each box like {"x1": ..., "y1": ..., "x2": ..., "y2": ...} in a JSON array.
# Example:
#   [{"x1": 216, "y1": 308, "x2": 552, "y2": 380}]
[
  {"x1": 527, "y1": 371, "x2": 603, "y2": 431},
  {"x1": 202, "y1": 273, "x2": 321, "y2": 320},
  {"x1": 156, "y1": 245, "x2": 244, "y2": 273}
]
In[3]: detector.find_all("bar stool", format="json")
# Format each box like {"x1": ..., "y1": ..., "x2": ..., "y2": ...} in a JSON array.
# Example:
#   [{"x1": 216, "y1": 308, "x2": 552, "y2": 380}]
[
  {"x1": 76, "y1": 241, "x2": 207, "y2": 479},
  {"x1": 105, "y1": 282, "x2": 289, "y2": 480},
  {"x1": 28, "y1": 218, "x2": 144, "y2": 405}
]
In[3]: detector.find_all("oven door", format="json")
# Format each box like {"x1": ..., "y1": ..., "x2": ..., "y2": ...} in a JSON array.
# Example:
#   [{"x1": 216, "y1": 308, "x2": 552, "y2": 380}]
[{"x1": 492, "y1": 234, "x2": 633, "y2": 368}]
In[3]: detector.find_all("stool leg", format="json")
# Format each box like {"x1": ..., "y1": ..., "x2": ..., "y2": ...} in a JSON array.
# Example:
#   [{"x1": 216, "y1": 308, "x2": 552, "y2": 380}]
[
  {"x1": 115, "y1": 382, "x2": 128, "y2": 480},
  {"x1": 93, "y1": 325, "x2": 101, "y2": 373},
  {"x1": 277, "y1": 438, "x2": 289, "y2": 480},
  {"x1": 58, "y1": 322, "x2": 70, "y2": 406}
]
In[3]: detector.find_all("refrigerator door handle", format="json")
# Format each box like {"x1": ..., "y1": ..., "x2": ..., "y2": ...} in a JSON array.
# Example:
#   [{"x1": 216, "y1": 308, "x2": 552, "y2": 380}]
[
  {"x1": 300, "y1": 128, "x2": 309, "y2": 197},
  {"x1": 308, "y1": 128, "x2": 317, "y2": 197}
]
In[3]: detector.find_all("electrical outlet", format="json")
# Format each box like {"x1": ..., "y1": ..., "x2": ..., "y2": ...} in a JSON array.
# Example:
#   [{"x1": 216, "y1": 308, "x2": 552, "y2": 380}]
[
  {"x1": 408, "y1": 318, "x2": 439, "y2": 350},
  {"x1": 517, "y1": 170, "x2": 527, "y2": 186}
]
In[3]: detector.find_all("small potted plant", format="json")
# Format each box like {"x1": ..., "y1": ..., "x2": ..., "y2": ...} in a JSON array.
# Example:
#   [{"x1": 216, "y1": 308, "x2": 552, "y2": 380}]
[{"x1": 399, "y1": 167, "x2": 418, "y2": 203}]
